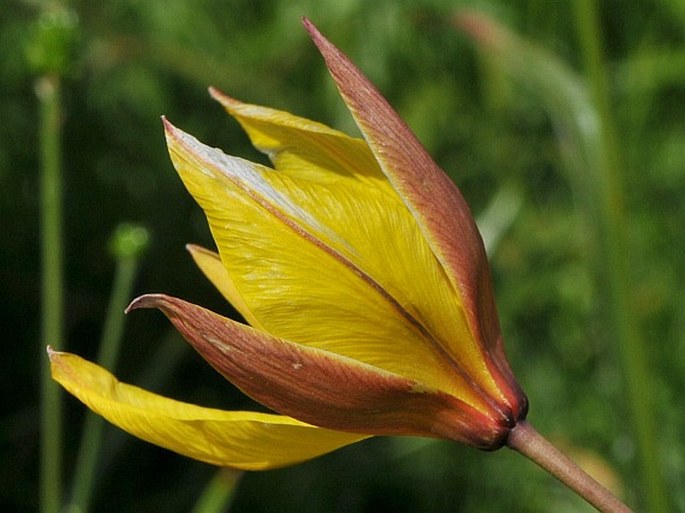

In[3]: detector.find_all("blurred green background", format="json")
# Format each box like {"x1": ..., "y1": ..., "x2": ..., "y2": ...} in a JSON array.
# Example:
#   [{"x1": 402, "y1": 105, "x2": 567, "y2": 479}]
[{"x1": 2, "y1": 0, "x2": 684, "y2": 512}]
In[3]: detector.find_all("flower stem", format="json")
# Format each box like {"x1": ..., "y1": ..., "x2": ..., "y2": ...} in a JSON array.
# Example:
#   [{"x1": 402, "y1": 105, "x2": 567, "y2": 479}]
[
  {"x1": 38, "y1": 73, "x2": 64, "y2": 513},
  {"x1": 507, "y1": 422, "x2": 631, "y2": 513},
  {"x1": 191, "y1": 469, "x2": 243, "y2": 513},
  {"x1": 67, "y1": 225, "x2": 149, "y2": 513}
]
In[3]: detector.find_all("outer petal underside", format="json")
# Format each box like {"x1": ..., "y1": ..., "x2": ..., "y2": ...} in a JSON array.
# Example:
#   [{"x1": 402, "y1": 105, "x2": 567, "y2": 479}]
[
  {"x1": 302, "y1": 19, "x2": 483, "y2": 304},
  {"x1": 164, "y1": 120, "x2": 498, "y2": 412},
  {"x1": 49, "y1": 349, "x2": 369, "y2": 470},
  {"x1": 127, "y1": 294, "x2": 512, "y2": 447},
  {"x1": 303, "y1": 19, "x2": 525, "y2": 414}
]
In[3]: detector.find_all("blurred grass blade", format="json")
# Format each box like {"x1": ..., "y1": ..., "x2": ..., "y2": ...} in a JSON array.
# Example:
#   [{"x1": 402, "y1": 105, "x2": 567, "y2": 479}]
[
  {"x1": 67, "y1": 224, "x2": 149, "y2": 513},
  {"x1": 573, "y1": 3, "x2": 669, "y2": 512},
  {"x1": 456, "y1": 10, "x2": 601, "y2": 204},
  {"x1": 618, "y1": 49, "x2": 685, "y2": 94},
  {"x1": 191, "y1": 469, "x2": 243, "y2": 513},
  {"x1": 477, "y1": 184, "x2": 524, "y2": 256},
  {"x1": 457, "y1": 10, "x2": 668, "y2": 512}
]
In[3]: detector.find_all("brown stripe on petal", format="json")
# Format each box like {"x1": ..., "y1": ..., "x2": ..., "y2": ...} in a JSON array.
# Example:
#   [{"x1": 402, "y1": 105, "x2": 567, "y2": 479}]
[
  {"x1": 127, "y1": 294, "x2": 512, "y2": 448},
  {"x1": 303, "y1": 19, "x2": 525, "y2": 419},
  {"x1": 166, "y1": 118, "x2": 420, "y2": 338},
  {"x1": 164, "y1": 117, "x2": 509, "y2": 420}
]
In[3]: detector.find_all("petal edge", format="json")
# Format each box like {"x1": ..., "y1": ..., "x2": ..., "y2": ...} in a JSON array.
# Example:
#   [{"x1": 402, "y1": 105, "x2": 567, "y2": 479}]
[
  {"x1": 48, "y1": 348, "x2": 368, "y2": 470},
  {"x1": 127, "y1": 294, "x2": 516, "y2": 448}
]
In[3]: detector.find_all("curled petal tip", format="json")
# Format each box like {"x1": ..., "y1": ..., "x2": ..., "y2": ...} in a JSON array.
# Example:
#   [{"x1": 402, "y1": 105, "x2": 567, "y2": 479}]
[
  {"x1": 46, "y1": 345, "x2": 69, "y2": 363},
  {"x1": 125, "y1": 293, "x2": 165, "y2": 314},
  {"x1": 46, "y1": 347, "x2": 69, "y2": 378},
  {"x1": 124, "y1": 297, "x2": 140, "y2": 314}
]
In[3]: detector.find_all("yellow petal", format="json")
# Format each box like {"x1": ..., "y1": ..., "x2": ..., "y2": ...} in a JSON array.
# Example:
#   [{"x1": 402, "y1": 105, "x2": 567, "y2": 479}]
[
  {"x1": 186, "y1": 244, "x2": 264, "y2": 330},
  {"x1": 304, "y1": 19, "x2": 525, "y2": 415},
  {"x1": 209, "y1": 87, "x2": 391, "y2": 191},
  {"x1": 127, "y1": 295, "x2": 510, "y2": 447},
  {"x1": 164, "y1": 119, "x2": 498, "y2": 414},
  {"x1": 206, "y1": 94, "x2": 516, "y2": 407},
  {"x1": 48, "y1": 348, "x2": 369, "y2": 470}
]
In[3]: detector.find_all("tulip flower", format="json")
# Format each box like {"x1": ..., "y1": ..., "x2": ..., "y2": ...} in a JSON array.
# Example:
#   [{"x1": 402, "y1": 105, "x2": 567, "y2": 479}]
[{"x1": 50, "y1": 18, "x2": 631, "y2": 513}]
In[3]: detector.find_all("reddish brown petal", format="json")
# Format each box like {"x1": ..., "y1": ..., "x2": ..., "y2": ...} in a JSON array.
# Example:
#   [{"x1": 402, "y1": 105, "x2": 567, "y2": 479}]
[
  {"x1": 127, "y1": 293, "x2": 514, "y2": 448},
  {"x1": 302, "y1": 18, "x2": 526, "y2": 418}
]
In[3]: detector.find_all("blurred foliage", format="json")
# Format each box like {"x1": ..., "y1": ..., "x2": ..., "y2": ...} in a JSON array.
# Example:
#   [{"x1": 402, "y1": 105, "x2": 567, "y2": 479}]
[{"x1": 2, "y1": 0, "x2": 684, "y2": 512}]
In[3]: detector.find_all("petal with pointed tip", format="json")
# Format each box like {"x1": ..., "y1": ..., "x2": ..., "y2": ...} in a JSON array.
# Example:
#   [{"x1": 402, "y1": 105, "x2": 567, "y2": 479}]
[
  {"x1": 48, "y1": 348, "x2": 368, "y2": 470},
  {"x1": 209, "y1": 87, "x2": 390, "y2": 190},
  {"x1": 186, "y1": 244, "x2": 263, "y2": 329},
  {"x1": 164, "y1": 118, "x2": 502, "y2": 414},
  {"x1": 302, "y1": 18, "x2": 525, "y2": 416},
  {"x1": 127, "y1": 294, "x2": 512, "y2": 447}
]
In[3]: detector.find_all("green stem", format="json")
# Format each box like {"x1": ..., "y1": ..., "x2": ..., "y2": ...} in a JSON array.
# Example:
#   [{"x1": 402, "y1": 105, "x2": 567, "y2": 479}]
[
  {"x1": 68, "y1": 224, "x2": 149, "y2": 513},
  {"x1": 573, "y1": 3, "x2": 669, "y2": 512},
  {"x1": 67, "y1": 260, "x2": 140, "y2": 512},
  {"x1": 508, "y1": 422, "x2": 632, "y2": 513},
  {"x1": 38, "y1": 73, "x2": 64, "y2": 513},
  {"x1": 191, "y1": 469, "x2": 243, "y2": 513}
]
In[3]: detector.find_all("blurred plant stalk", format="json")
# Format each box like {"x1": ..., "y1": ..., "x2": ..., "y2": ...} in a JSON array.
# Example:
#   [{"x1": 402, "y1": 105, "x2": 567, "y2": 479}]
[
  {"x1": 37, "y1": 71, "x2": 64, "y2": 513},
  {"x1": 573, "y1": 3, "x2": 669, "y2": 512},
  {"x1": 457, "y1": 8, "x2": 668, "y2": 513},
  {"x1": 191, "y1": 469, "x2": 243, "y2": 513},
  {"x1": 66, "y1": 225, "x2": 150, "y2": 513},
  {"x1": 28, "y1": 5, "x2": 80, "y2": 512}
]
